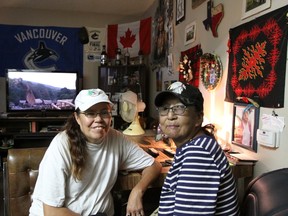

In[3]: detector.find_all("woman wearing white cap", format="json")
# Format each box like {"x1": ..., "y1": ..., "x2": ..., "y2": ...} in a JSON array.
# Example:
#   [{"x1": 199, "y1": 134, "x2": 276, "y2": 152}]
[{"x1": 29, "y1": 89, "x2": 162, "y2": 216}]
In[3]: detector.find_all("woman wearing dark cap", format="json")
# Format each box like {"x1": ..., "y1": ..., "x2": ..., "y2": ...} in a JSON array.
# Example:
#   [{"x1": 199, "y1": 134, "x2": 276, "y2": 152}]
[{"x1": 154, "y1": 81, "x2": 239, "y2": 215}]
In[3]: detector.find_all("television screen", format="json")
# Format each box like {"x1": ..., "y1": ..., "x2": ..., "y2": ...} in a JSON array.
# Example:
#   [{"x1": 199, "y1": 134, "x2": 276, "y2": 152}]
[{"x1": 6, "y1": 69, "x2": 79, "y2": 115}]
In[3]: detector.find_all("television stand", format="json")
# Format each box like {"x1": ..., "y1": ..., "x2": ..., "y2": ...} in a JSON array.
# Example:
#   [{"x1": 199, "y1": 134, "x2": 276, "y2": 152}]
[
  {"x1": 5, "y1": 112, "x2": 41, "y2": 118},
  {"x1": 3, "y1": 111, "x2": 72, "y2": 118},
  {"x1": 0, "y1": 116, "x2": 68, "y2": 148}
]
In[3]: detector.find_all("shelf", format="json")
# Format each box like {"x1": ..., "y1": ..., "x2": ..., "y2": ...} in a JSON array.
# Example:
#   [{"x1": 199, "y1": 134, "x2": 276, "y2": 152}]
[
  {"x1": 0, "y1": 116, "x2": 68, "y2": 121},
  {"x1": 13, "y1": 132, "x2": 58, "y2": 138},
  {"x1": 0, "y1": 116, "x2": 67, "y2": 148},
  {"x1": 98, "y1": 65, "x2": 149, "y2": 130}
]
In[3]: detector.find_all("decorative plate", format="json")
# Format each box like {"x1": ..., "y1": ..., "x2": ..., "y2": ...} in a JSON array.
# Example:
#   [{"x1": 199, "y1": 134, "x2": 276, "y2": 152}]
[{"x1": 200, "y1": 53, "x2": 223, "y2": 91}]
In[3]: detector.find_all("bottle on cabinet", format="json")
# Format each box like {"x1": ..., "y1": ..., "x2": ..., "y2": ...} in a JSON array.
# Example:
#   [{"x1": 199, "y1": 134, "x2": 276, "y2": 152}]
[
  {"x1": 138, "y1": 50, "x2": 144, "y2": 64},
  {"x1": 115, "y1": 48, "x2": 122, "y2": 65},
  {"x1": 100, "y1": 45, "x2": 108, "y2": 65},
  {"x1": 124, "y1": 48, "x2": 130, "y2": 65}
]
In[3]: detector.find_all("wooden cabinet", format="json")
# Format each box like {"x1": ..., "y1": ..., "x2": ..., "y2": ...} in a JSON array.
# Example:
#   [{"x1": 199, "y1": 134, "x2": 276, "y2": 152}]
[{"x1": 98, "y1": 65, "x2": 149, "y2": 130}]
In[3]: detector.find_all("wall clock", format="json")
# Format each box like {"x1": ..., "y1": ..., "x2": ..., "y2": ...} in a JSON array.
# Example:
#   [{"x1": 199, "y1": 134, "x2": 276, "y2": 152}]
[{"x1": 200, "y1": 53, "x2": 222, "y2": 91}]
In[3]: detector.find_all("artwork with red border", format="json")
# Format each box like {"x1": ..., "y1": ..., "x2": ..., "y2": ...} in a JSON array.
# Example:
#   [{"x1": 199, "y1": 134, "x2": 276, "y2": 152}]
[
  {"x1": 179, "y1": 44, "x2": 202, "y2": 87},
  {"x1": 225, "y1": 5, "x2": 288, "y2": 108}
]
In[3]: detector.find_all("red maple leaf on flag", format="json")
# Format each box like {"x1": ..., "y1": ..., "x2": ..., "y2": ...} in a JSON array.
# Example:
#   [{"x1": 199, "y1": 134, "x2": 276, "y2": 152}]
[{"x1": 120, "y1": 28, "x2": 136, "y2": 48}]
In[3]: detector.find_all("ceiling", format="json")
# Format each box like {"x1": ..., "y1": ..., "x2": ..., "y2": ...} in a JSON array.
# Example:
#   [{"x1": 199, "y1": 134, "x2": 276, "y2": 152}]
[{"x1": 0, "y1": 0, "x2": 157, "y2": 16}]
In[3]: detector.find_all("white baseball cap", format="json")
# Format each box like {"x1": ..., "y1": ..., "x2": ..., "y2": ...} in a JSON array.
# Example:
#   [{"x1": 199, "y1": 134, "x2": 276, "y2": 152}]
[{"x1": 74, "y1": 89, "x2": 113, "y2": 111}]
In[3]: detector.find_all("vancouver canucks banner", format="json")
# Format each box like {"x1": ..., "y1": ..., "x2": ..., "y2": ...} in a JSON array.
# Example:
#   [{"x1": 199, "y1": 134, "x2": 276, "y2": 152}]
[
  {"x1": 225, "y1": 5, "x2": 288, "y2": 108},
  {"x1": 0, "y1": 24, "x2": 83, "y2": 77}
]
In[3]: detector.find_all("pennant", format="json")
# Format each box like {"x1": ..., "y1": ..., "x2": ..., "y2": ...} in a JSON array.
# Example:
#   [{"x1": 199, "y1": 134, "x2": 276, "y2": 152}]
[
  {"x1": 225, "y1": 5, "x2": 288, "y2": 108},
  {"x1": 0, "y1": 24, "x2": 83, "y2": 77},
  {"x1": 107, "y1": 17, "x2": 151, "y2": 58}
]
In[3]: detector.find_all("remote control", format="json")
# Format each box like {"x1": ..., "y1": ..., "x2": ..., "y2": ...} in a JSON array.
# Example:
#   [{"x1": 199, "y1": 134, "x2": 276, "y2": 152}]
[
  {"x1": 165, "y1": 159, "x2": 173, "y2": 165},
  {"x1": 148, "y1": 148, "x2": 159, "y2": 157},
  {"x1": 164, "y1": 148, "x2": 176, "y2": 156}
]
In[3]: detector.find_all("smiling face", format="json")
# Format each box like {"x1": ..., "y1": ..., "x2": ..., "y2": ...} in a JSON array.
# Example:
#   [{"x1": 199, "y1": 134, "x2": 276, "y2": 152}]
[
  {"x1": 158, "y1": 97, "x2": 203, "y2": 147},
  {"x1": 74, "y1": 102, "x2": 112, "y2": 144}
]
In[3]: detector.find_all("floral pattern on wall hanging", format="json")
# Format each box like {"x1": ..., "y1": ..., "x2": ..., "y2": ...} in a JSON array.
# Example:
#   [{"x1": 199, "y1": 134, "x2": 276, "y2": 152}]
[{"x1": 225, "y1": 5, "x2": 288, "y2": 108}]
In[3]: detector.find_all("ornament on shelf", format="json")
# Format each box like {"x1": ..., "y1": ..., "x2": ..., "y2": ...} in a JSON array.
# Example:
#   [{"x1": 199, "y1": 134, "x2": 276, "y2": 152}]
[
  {"x1": 100, "y1": 45, "x2": 108, "y2": 65},
  {"x1": 124, "y1": 48, "x2": 130, "y2": 65},
  {"x1": 200, "y1": 53, "x2": 223, "y2": 91},
  {"x1": 115, "y1": 48, "x2": 122, "y2": 65},
  {"x1": 138, "y1": 50, "x2": 144, "y2": 64}
]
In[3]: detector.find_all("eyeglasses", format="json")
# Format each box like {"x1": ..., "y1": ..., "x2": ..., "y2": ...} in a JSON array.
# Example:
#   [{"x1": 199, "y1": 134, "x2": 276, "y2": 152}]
[
  {"x1": 79, "y1": 110, "x2": 112, "y2": 119},
  {"x1": 157, "y1": 105, "x2": 187, "y2": 116}
]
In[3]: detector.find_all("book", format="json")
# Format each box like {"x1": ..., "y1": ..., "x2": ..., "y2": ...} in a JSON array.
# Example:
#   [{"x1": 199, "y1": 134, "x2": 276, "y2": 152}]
[
  {"x1": 226, "y1": 153, "x2": 257, "y2": 166},
  {"x1": 229, "y1": 153, "x2": 258, "y2": 162}
]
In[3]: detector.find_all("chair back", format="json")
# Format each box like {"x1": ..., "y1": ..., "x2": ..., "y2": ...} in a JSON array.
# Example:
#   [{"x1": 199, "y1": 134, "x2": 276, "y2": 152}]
[
  {"x1": 241, "y1": 168, "x2": 288, "y2": 216},
  {"x1": 4, "y1": 147, "x2": 47, "y2": 216}
]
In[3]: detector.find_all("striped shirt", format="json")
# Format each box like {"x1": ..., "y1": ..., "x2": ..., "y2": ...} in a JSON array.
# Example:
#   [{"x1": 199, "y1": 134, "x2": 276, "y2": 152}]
[{"x1": 158, "y1": 135, "x2": 239, "y2": 215}]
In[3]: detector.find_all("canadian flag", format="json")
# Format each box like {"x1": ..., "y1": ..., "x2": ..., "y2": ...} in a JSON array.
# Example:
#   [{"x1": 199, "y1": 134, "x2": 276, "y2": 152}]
[{"x1": 107, "y1": 17, "x2": 151, "y2": 58}]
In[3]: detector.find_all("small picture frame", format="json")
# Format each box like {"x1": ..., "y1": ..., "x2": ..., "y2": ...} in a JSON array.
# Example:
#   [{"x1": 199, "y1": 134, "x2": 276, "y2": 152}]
[
  {"x1": 192, "y1": 0, "x2": 206, "y2": 9},
  {"x1": 111, "y1": 103, "x2": 118, "y2": 116},
  {"x1": 242, "y1": 0, "x2": 271, "y2": 20},
  {"x1": 105, "y1": 92, "x2": 111, "y2": 99},
  {"x1": 108, "y1": 76, "x2": 114, "y2": 85},
  {"x1": 231, "y1": 103, "x2": 260, "y2": 152},
  {"x1": 184, "y1": 21, "x2": 196, "y2": 45},
  {"x1": 111, "y1": 117, "x2": 115, "y2": 128},
  {"x1": 176, "y1": 0, "x2": 186, "y2": 25}
]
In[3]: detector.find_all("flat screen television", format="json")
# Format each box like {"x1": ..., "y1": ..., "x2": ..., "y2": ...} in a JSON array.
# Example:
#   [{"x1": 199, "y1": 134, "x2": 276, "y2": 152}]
[{"x1": 6, "y1": 69, "x2": 80, "y2": 116}]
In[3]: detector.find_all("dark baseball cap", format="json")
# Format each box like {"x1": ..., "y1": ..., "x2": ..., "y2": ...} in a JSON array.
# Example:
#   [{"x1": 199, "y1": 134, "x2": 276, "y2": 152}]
[{"x1": 154, "y1": 81, "x2": 204, "y2": 111}]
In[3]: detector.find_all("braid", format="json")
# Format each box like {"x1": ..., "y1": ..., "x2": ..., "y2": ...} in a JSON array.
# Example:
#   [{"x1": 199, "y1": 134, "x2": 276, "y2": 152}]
[{"x1": 64, "y1": 114, "x2": 87, "y2": 180}]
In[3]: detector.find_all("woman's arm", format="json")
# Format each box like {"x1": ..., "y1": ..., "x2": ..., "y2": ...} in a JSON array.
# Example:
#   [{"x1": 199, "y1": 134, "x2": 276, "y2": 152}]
[
  {"x1": 43, "y1": 204, "x2": 81, "y2": 216},
  {"x1": 126, "y1": 160, "x2": 162, "y2": 215}
]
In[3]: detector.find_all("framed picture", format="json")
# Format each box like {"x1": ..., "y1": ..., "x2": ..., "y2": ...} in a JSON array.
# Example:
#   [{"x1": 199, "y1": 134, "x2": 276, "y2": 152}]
[
  {"x1": 231, "y1": 103, "x2": 260, "y2": 152},
  {"x1": 105, "y1": 92, "x2": 111, "y2": 99},
  {"x1": 242, "y1": 0, "x2": 271, "y2": 19},
  {"x1": 184, "y1": 21, "x2": 196, "y2": 45},
  {"x1": 176, "y1": 0, "x2": 185, "y2": 25},
  {"x1": 192, "y1": 0, "x2": 206, "y2": 9}
]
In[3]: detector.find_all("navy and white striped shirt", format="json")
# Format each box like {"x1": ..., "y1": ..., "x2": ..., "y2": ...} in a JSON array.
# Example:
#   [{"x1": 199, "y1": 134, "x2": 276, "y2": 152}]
[{"x1": 158, "y1": 135, "x2": 239, "y2": 215}]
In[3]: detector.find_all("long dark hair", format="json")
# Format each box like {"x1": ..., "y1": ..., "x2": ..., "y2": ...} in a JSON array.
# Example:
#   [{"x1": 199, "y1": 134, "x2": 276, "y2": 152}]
[{"x1": 64, "y1": 112, "x2": 87, "y2": 180}]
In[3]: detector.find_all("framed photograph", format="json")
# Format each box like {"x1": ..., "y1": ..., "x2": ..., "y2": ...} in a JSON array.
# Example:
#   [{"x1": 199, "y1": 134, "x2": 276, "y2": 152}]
[
  {"x1": 105, "y1": 92, "x2": 111, "y2": 99},
  {"x1": 111, "y1": 117, "x2": 115, "y2": 128},
  {"x1": 176, "y1": 0, "x2": 185, "y2": 25},
  {"x1": 184, "y1": 21, "x2": 196, "y2": 45},
  {"x1": 242, "y1": 0, "x2": 271, "y2": 19},
  {"x1": 231, "y1": 103, "x2": 260, "y2": 152}
]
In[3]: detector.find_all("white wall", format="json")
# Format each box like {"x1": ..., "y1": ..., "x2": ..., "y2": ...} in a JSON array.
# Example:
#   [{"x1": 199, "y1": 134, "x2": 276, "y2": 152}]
[
  {"x1": 160, "y1": 0, "x2": 288, "y2": 178},
  {"x1": 0, "y1": 0, "x2": 288, "y2": 178}
]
